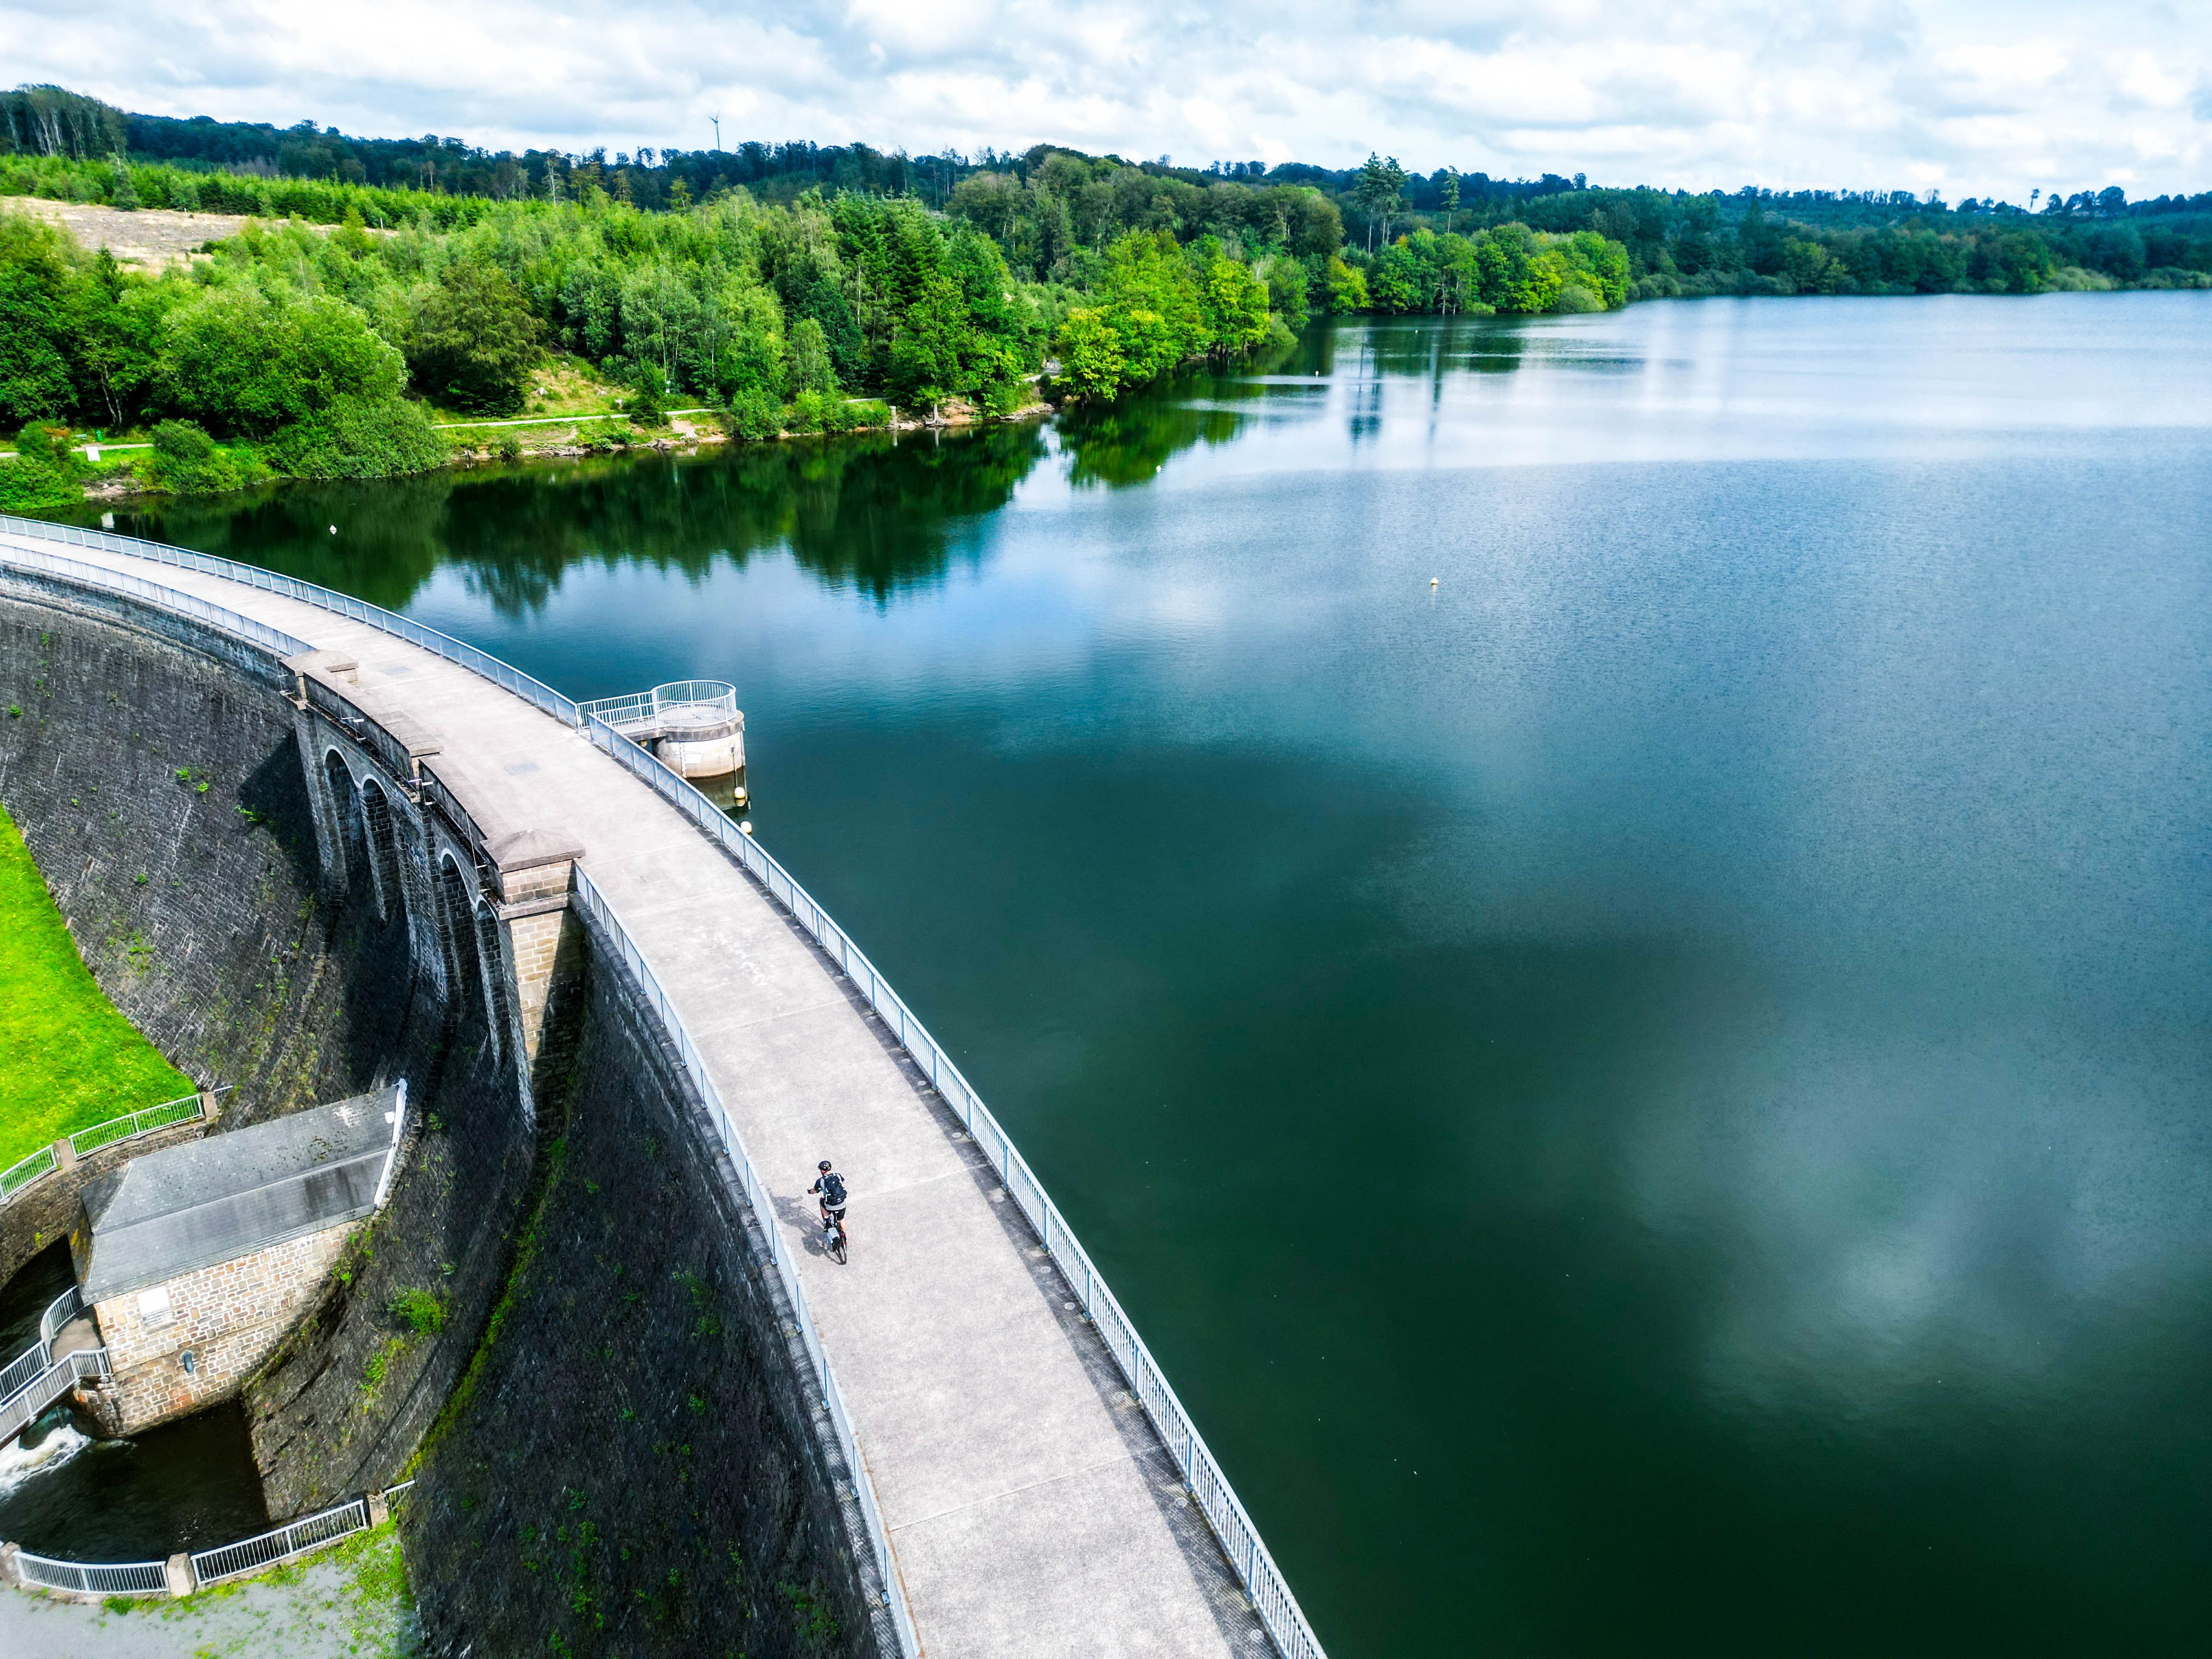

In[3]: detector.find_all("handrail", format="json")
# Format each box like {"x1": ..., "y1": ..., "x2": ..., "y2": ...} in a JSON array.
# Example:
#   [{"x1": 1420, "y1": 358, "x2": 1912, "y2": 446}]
[
  {"x1": 0, "y1": 514, "x2": 1327, "y2": 1659},
  {"x1": 0, "y1": 1289, "x2": 84, "y2": 1409},
  {"x1": 67, "y1": 1093, "x2": 203, "y2": 1158},
  {"x1": 0, "y1": 1144, "x2": 57, "y2": 1204},
  {"x1": 0, "y1": 543, "x2": 312, "y2": 659},
  {"x1": 0, "y1": 515, "x2": 580, "y2": 726},
  {"x1": 190, "y1": 1496, "x2": 369, "y2": 1585},
  {"x1": 569, "y1": 868, "x2": 921, "y2": 1655},
  {"x1": 577, "y1": 721, "x2": 1328, "y2": 1658},
  {"x1": 40, "y1": 1286, "x2": 83, "y2": 1348},
  {"x1": 1, "y1": 1089, "x2": 213, "y2": 1211},
  {"x1": 0, "y1": 1341, "x2": 48, "y2": 1407},
  {"x1": 0, "y1": 1348, "x2": 109, "y2": 1444},
  {"x1": 14, "y1": 1553, "x2": 168, "y2": 1598},
  {"x1": 13, "y1": 1486, "x2": 397, "y2": 1601}
]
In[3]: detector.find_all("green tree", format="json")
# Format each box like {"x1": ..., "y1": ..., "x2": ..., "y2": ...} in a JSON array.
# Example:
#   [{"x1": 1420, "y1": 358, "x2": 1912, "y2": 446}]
[
  {"x1": 145, "y1": 419, "x2": 262, "y2": 493},
  {"x1": 1324, "y1": 255, "x2": 1368, "y2": 313},
  {"x1": 407, "y1": 258, "x2": 541, "y2": 412},
  {"x1": 787, "y1": 316, "x2": 837, "y2": 396},
  {"x1": 1194, "y1": 243, "x2": 1271, "y2": 353},
  {"x1": 0, "y1": 213, "x2": 83, "y2": 425},
  {"x1": 0, "y1": 420, "x2": 83, "y2": 511},
  {"x1": 1051, "y1": 307, "x2": 1126, "y2": 400},
  {"x1": 628, "y1": 362, "x2": 668, "y2": 426},
  {"x1": 1353, "y1": 153, "x2": 1409, "y2": 249},
  {"x1": 264, "y1": 393, "x2": 445, "y2": 478}
]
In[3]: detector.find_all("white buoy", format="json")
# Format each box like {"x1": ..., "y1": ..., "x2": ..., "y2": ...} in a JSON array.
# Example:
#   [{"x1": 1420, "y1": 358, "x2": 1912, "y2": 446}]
[{"x1": 329, "y1": 525, "x2": 337, "y2": 535}]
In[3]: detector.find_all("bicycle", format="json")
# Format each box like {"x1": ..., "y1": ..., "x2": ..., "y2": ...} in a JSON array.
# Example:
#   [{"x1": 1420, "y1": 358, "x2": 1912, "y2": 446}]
[{"x1": 822, "y1": 1204, "x2": 848, "y2": 1265}]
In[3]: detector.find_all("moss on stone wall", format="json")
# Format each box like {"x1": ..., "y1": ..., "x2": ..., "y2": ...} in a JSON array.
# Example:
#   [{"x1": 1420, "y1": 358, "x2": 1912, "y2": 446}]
[{"x1": 402, "y1": 930, "x2": 879, "y2": 1659}]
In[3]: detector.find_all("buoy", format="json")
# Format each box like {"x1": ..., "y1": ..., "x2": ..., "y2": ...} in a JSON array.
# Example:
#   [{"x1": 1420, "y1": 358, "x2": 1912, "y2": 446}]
[
  {"x1": 738, "y1": 820, "x2": 753, "y2": 836},
  {"x1": 329, "y1": 525, "x2": 337, "y2": 535}
]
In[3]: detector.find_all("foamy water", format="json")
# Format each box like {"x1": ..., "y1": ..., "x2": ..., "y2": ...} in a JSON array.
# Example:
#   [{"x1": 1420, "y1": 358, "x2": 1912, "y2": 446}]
[{"x1": 0, "y1": 1419, "x2": 93, "y2": 1497}]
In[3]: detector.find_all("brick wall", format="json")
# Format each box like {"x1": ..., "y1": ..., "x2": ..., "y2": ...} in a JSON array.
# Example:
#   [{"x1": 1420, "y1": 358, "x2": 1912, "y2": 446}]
[{"x1": 87, "y1": 1220, "x2": 357, "y2": 1434}]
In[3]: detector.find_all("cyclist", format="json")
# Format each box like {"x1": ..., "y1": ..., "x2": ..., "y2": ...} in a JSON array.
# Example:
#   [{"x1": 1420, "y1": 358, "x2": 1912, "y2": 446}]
[{"x1": 810, "y1": 1160, "x2": 849, "y2": 1238}]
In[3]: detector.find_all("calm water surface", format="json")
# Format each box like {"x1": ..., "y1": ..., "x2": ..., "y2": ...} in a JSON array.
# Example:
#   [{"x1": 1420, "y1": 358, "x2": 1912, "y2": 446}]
[{"x1": 71, "y1": 295, "x2": 2212, "y2": 1654}]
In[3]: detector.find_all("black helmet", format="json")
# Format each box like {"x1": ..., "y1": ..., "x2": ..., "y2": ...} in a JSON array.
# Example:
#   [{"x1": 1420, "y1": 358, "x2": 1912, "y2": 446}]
[{"x1": 819, "y1": 1160, "x2": 833, "y2": 1171}]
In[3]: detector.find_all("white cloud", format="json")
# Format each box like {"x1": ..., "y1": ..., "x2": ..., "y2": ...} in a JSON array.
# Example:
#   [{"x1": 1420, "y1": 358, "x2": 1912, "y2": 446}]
[{"x1": 4, "y1": 0, "x2": 2207, "y2": 199}]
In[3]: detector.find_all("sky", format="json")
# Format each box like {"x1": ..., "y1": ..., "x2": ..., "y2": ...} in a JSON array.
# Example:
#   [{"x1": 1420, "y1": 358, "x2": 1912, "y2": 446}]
[{"x1": 5, "y1": 0, "x2": 2208, "y2": 200}]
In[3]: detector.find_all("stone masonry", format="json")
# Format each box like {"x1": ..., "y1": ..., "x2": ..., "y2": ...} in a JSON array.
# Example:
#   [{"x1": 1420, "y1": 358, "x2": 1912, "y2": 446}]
[{"x1": 81, "y1": 1219, "x2": 358, "y2": 1435}]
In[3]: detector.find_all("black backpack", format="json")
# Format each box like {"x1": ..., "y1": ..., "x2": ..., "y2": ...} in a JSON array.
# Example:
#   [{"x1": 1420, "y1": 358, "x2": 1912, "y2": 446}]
[{"x1": 821, "y1": 1172, "x2": 847, "y2": 1208}]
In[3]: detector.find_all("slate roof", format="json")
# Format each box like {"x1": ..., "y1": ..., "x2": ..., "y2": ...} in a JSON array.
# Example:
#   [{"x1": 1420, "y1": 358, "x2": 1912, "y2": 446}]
[{"x1": 78, "y1": 1086, "x2": 403, "y2": 1304}]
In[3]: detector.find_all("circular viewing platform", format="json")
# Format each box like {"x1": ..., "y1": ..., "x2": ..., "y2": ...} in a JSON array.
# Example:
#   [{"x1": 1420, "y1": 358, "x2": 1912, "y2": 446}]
[{"x1": 578, "y1": 681, "x2": 746, "y2": 782}]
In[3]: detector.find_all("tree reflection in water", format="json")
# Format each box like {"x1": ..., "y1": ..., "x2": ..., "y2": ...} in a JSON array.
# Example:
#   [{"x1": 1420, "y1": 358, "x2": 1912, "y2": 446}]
[
  {"x1": 93, "y1": 320, "x2": 1436, "y2": 611},
  {"x1": 104, "y1": 420, "x2": 1055, "y2": 618}
]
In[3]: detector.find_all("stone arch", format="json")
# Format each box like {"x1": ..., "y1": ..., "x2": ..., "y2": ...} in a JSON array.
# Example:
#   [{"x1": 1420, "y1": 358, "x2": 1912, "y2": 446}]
[
  {"x1": 437, "y1": 850, "x2": 501, "y2": 1059},
  {"x1": 322, "y1": 749, "x2": 371, "y2": 902},
  {"x1": 475, "y1": 896, "x2": 516, "y2": 1062},
  {"x1": 359, "y1": 776, "x2": 407, "y2": 926}
]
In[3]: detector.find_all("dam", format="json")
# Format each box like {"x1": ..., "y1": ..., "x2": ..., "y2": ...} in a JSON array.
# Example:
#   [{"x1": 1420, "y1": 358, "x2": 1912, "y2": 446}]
[{"x1": 0, "y1": 514, "x2": 1323, "y2": 1657}]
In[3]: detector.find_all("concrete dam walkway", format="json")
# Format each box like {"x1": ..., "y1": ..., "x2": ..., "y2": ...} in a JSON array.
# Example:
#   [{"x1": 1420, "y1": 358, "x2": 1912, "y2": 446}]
[{"x1": 0, "y1": 524, "x2": 1308, "y2": 1659}]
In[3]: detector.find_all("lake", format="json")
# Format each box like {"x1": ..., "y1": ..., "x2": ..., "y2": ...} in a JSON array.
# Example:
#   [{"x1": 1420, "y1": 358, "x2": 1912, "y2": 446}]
[{"x1": 80, "y1": 294, "x2": 2212, "y2": 1655}]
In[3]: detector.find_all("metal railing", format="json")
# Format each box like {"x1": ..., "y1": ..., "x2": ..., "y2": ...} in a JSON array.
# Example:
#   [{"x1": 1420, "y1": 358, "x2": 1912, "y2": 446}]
[
  {"x1": 0, "y1": 515, "x2": 579, "y2": 725},
  {"x1": 578, "y1": 679, "x2": 741, "y2": 736},
  {"x1": 12, "y1": 1486, "x2": 398, "y2": 1601},
  {"x1": 0, "y1": 1290, "x2": 86, "y2": 1414},
  {"x1": 0, "y1": 1145, "x2": 55, "y2": 1203},
  {"x1": 15, "y1": 1554, "x2": 168, "y2": 1598},
  {"x1": 68, "y1": 1093, "x2": 203, "y2": 1158},
  {"x1": 1, "y1": 1098, "x2": 207, "y2": 1210},
  {"x1": 190, "y1": 1496, "x2": 370, "y2": 1586},
  {"x1": 1, "y1": 1091, "x2": 212, "y2": 1210},
  {"x1": 0, "y1": 542, "x2": 310, "y2": 661},
  {"x1": 570, "y1": 867, "x2": 920, "y2": 1655},
  {"x1": 579, "y1": 718, "x2": 1328, "y2": 1659},
  {"x1": 0, "y1": 1349, "x2": 110, "y2": 1445},
  {"x1": 573, "y1": 687, "x2": 658, "y2": 727},
  {"x1": 0, "y1": 1341, "x2": 48, "y2": 1407},
  {"x1": 0, "y1": 514, "x2": 1328, "y2": 1659},
  {"x1": 39, "y1": 1286, "x2": 82, "y2": 1348}
]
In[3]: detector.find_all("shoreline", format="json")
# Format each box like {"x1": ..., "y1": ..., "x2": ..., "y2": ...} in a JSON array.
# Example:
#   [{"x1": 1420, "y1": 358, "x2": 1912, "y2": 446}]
[{"x1": 54, "y1": 397, "x2": 1060, "y2": 508}]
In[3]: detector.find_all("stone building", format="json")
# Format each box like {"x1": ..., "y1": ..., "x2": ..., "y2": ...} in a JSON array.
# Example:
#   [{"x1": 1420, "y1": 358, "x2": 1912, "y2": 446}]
[{"x1": 70, "y1": 1085, "x2": 405, "y2": 1434}]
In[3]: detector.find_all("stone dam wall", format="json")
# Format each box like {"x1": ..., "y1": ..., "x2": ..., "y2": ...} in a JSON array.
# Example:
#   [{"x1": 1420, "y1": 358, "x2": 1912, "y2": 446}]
[{"x1": 0, "y1": 568, "x2": 874, "y2": 1656}]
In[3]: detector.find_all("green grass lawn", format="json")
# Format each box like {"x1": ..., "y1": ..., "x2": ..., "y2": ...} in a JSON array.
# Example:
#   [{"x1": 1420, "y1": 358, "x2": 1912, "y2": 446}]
[{"x1": 0, "y1": 802, "x2": 194, "y2": 1171}]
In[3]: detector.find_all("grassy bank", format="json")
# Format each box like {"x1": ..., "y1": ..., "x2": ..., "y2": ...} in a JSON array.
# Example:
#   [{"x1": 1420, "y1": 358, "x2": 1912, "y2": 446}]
[{"x1": 0, "y1": 800, "x2": 194, "y2": 1167}]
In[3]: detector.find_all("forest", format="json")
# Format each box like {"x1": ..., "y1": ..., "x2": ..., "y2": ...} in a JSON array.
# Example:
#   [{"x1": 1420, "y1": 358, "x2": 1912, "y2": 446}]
[{"x1": 2, "y1": 79, "x2": 2206, "y2": 502}]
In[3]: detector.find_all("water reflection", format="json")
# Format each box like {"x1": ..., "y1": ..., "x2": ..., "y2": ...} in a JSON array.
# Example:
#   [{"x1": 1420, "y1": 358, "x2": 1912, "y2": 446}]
[
  {"x1": 117, "y1": 421, "x2": 1057, "y2": 617},
  {"x1": 47, "y1": 298, "x2": 2212, "y2": 1656}
]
